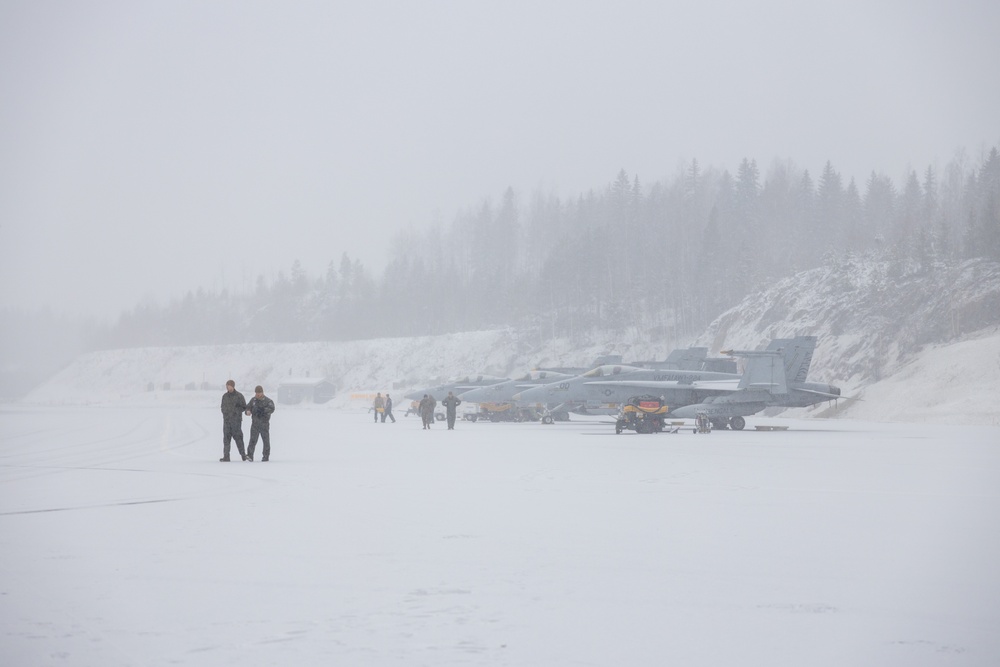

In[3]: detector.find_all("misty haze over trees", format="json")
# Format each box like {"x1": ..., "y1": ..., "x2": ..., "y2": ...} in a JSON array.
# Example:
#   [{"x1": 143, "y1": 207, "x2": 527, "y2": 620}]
[
  {"x1": 3, "y1": 147, "x2": 998, "y2": 378},
  {"x1": 90, "y1": 147, "x2": 999, "y2": 349}
]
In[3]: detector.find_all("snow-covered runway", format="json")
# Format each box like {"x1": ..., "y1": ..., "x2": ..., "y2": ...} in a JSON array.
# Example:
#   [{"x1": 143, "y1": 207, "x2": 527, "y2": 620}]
[{"x1": 2, "y1": 407, "x2": 998, "y2": 666}]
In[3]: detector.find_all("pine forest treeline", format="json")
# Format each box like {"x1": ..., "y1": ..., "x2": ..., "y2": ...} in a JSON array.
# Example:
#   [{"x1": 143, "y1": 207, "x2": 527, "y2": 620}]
[{"x1": 98, "y1": 147, "x2": 1000, "y2": 349}]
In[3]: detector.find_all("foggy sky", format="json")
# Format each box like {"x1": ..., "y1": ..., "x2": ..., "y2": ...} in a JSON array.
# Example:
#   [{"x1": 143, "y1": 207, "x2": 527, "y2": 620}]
[{"x1": 2, "y1": 0, "x2": 998, "y2": 320}]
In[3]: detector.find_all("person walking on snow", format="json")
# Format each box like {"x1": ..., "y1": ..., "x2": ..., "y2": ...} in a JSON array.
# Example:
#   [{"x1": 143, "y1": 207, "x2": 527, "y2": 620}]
[
  {"x1": 383, "y1": 394, "x2": 396, "y2": 423},
  {"x1": 220, "y1": 380, "x2": 247, "y2": 461},
  {"x1": 373, "y1": 392, "x2": 385, "y2": 423},
  {"x1": 245, "y1": 385, "x2": 275, "y2": 461},
  {"x1": 442, "y1": 391, "x2": 462, "y2": 430},
  {"x1": 419, "y1": 394, "x2": 435, "y2": 429}
]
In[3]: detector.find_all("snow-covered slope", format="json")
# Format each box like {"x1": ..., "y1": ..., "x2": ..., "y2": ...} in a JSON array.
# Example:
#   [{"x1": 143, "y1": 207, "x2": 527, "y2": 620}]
[
  {"x1": 837, "y1": 330, "x2": 1000, "y2": 425},
  {"x1": 23, "y1": 258, "x2": 1000, "y2": 425}
]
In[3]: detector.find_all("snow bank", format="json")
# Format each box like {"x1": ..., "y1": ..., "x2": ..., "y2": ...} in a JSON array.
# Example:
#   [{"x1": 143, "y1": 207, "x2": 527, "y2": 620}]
[
  {"x1": 836, "y1": 330, "x2": 1000, "y2": 425},
  {"x1": 20, "y1": 326, "x2": 1000, "y2": 426}
]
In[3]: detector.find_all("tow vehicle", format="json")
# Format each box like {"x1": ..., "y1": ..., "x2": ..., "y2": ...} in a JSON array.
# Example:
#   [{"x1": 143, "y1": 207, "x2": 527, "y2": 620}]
[{"x1": 615, "y1": 395, "x2": 670, "y2": 434}]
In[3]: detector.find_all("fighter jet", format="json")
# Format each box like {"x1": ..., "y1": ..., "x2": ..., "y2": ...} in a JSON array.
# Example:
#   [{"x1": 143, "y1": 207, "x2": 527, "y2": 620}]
[
  {"x1": 456, "y1": 369, "x2": 577, "y2": 421},
  {"x1": 458, "y1": 369, "x2": 576, "y2": 404},
  {"x1": 459, "y1": 349, "x2": 716, "y2": 422},
  {"x1": 404, "y1": 374, "x2": 509, "y2": 402},
  {"x1": 512, "y1": 360, "x2": 745, "y2": 418},
  {"x1": 668, "y1": 338, "x2": 840, "y2": 428},
  {"x1": 513, "y1": 337, "x2": 839, "y2": 429},
  {"x1": 509, "y1": 342, "x2": 770, "y2": 412}
]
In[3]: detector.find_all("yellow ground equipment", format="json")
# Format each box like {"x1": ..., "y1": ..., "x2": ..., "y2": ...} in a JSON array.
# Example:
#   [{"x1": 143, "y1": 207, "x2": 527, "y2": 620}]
[
  {"x1": 615, "y1": 395, "x2": 670, "y2": 434},
  {"x1": 478, "y1": 402, "x2": 540, "y2": 422}
]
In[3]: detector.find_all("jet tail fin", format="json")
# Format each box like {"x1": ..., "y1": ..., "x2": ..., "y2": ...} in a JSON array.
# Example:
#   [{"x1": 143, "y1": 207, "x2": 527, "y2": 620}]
[
  {"x1": 663, "y1": 347, "x2": 708, "y2": 370},
  {"x1": 780, "y1": 336, "x2": 817, "y2": 383},
  {"x1": 724, "y1": 336, "x2": 818, "y2": 394},
  {"x1": 726, "y1": 350, "x2": 787, "y2": 393}
]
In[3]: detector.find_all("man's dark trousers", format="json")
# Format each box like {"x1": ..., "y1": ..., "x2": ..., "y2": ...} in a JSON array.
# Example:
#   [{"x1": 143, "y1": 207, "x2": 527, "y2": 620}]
[
  {"x1": 248, "y1": 420, "x2": 270, "y2": 460},
  {"x1": 224, "y1": 419, "x2": 246, "y2": 460}
]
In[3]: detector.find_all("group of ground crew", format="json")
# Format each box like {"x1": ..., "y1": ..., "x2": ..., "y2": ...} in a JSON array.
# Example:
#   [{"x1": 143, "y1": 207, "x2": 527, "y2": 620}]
[
  {"x1": 220, "y1": 380, "x2": 275, "y2": 462},
  {"x1": 395, "y1": 391, "x2": 462, "y2": 429},
  {"x1": 371, "y1": 392, "x2": 397, "y2": 423},
  {"x1": 219, "y1": 381, "x2": 468, "y2": 461}
]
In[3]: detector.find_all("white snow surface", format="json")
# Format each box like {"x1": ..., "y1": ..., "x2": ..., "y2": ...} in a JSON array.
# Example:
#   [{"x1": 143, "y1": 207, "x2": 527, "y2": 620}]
[{"x1": 2, "y1": 407, "x2": 998, "y2": 666}]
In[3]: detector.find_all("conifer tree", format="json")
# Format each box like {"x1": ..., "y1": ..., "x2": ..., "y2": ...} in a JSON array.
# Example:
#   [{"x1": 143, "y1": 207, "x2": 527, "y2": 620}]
[{"x1": 817, "y1": 161, "x2": 844, "y2": 259}]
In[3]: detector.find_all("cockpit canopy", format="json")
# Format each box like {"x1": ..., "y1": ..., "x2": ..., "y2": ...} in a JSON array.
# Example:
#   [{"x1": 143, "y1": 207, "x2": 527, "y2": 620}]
[
  {"x1": 519, "y1": 370, "x2": 566, "y2": 381},
  {"x1": 450, "y1": 375, "x2": 505, "y2": 384},
  {"x1": 582, "y1": 364, "x2": 642, "y2": 378}
]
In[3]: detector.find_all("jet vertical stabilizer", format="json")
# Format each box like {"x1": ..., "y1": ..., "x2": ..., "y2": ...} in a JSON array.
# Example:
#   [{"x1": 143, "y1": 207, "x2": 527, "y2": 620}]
[
  {"x1": 660, "y1": 347, "x2": 708, "y2": 370},
  {"x1": 725, "y1": 349, "x2": 788, "y2": 394},
  {"x1": 739, "y1": 335, "x2": 817, "y2": 387},
  {"x1": 782, "y1": 336, "x2": 817, "y2": 383}
]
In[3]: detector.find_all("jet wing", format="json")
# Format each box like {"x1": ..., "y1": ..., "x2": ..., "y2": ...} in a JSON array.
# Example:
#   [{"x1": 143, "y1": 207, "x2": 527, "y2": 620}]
[
  {"x1": 584, "y1": 379, "x2": 740, "y2": 393},
  {"x1": 792, "y1": 387, "x2": 843, "y2": 400},
  {"x1": 453, "y1": 381, "x2": 507, "y2": 392}
]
